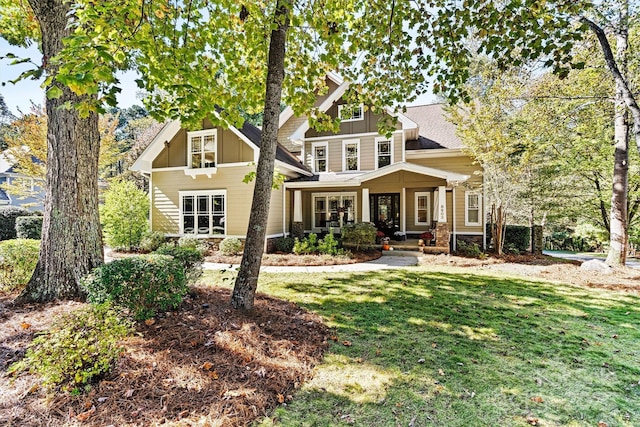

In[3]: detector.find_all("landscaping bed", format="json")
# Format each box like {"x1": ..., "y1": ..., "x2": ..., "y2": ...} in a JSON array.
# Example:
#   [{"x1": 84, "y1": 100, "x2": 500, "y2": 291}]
[{"x1": 205, "y1": 249, "x2": 382, "y2": 266}]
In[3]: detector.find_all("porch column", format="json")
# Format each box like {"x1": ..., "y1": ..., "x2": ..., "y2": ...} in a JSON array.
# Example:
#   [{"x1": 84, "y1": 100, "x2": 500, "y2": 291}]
[
  {"x1": 292, "y1": 190, "x2": 304, "y2": 239},
  {"x1": 401, "y1": 187, "x2": 406, "y2": 233},
  {"x1": 361, "y1": 188, "x2": 370, "y2": 222},
  {"x1": 293, "y1": 190, "x2": 302, "y2": 222},
  {"x1": 437, "y1": 185, "x2": 447, "y2": 222}
]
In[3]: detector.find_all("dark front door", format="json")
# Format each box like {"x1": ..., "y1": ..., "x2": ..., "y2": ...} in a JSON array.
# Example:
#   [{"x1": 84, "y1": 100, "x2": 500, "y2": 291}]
[{"x1": 371, "y1": 193, "x2": 400, "y2": 236}]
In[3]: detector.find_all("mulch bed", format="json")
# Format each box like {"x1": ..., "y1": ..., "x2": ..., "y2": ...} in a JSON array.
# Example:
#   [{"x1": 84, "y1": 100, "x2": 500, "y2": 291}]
[
  {"x1": 206, "y1": 249, "x2": 382, "y2": 266},
  {"x1": 1, "y1": 286, "x2": 331, "y2": 426}
]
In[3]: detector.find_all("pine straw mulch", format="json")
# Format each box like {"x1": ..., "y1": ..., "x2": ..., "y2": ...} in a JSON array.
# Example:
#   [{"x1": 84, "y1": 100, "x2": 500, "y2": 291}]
[
  {"x1": 0, "y1": 286, "x2": 331, "y2": 427},
  {"x1": 205, "y1": 249, "x2": 381, "y2": 266},
  {"x1": 420, "y1": 253, "x2": 640, "y2": 294}
]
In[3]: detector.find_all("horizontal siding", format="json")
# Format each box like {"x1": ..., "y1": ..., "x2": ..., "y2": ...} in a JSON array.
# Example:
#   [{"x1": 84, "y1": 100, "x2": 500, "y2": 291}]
[
  {"x1": 152, "y1": 166, "x2": 269, "y2": 236},
  {"x1": 267, "y1": 187, "x2": 285, "y2": 236}
]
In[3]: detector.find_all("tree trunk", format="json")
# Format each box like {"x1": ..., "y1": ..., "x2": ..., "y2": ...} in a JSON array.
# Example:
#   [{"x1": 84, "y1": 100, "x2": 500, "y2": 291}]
[
  {"x1": 231, "y1": 0, "x2": 289, "y2": 310},
  {"x1": 605, "y1": 1, "x2": 629, "y2": 267},
  {"x1": 17, "y1": 0, "x2": 103, "y2": 303}
]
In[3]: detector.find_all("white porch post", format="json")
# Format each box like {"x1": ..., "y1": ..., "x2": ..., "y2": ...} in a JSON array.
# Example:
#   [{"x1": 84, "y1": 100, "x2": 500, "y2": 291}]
[
  {"x1": 401, "y1": 187, "x2": 406, "y2": 232},
  {"x1": 361, "y1": 188, "x2": 370, "y2": 222},
  {"x1": 437, "y1": 185, "x2": 447, "y2": 222},
  {"x1": 293, "y1": 190, "x2": 302, "y2": 222}
]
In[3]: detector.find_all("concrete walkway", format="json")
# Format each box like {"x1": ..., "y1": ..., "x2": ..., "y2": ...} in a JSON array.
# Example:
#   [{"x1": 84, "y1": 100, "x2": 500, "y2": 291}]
[
  {"x1": 203, "y1": 252, "x2": 420, "y2": 273},
  {"x1": 544, "y1": 250, "x2": 640, "y2": 270}
]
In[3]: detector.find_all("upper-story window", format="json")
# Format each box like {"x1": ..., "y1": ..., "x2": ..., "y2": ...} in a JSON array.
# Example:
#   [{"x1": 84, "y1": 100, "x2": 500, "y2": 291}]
[
  {"x1": 312, "y1": 142, "x2": 328, "y2": 173},
  {"x1": 188, "y1": 129, "x2": 217, "y2": 169},
  {"x1": 375, "y1": 137, "x2": 393, "y2": 168},
  {"x1": 342, "y1": 139, "x2": 360, "y2": 171},
  {"x1": 465, "y1": 192, "x2": 482, "y2": 226},
  {"x1": 338, "y1": 104, "x2": 364, "y2": 122}
]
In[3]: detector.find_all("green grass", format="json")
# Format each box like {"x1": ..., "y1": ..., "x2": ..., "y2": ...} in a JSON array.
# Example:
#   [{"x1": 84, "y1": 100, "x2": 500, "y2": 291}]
[{"x1": 204, "y1": 265, "x2": 640, "y2": 427}]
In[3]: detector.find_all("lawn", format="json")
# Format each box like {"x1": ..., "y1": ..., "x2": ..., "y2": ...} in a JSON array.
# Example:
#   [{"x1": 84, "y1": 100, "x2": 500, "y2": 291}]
[{"x1": 208, "y1": 265, "x2": 640, "y2": 427}]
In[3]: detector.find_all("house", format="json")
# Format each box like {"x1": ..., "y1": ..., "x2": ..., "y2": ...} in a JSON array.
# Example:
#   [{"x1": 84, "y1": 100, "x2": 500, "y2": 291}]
[
  {"x1": 0, "y1": 150, "x2": 44, "y2": 211},
  {"x1": 131, "y1": 75, "x2": 484, "y2": 253}
]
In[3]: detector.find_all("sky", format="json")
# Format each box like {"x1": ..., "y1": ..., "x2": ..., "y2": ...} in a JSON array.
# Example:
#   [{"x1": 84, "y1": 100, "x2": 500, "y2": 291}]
[{"x1": 1, "y1": 38, "x2": 437, "y2": 116}]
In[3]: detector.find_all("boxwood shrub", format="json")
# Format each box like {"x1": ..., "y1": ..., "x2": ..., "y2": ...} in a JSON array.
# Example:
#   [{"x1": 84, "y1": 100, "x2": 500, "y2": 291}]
[
  {"x1": 0, "y1": 238, "x2": 39, "y2": 293},
  {"x1": 15, "y1": 216, "x2": 43, "y2": 239},
  {"x1": 82, "y1": 255, "x2": 187, "y2": 320},
  {"x1": 154, "y1": 245, "x2": 204, "y2": 284},
  {"x1": 0, "y1": 206, "x2": 31, "y2": 240}
]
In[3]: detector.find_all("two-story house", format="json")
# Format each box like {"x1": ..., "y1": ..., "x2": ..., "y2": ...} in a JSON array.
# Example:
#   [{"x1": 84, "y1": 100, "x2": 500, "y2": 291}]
[
  {"x1": 131, "y1": 75, "x2": 484, "y2": 253},
  {"x1": 0, "y1": 150, "x2": 44, "y2": 211}
]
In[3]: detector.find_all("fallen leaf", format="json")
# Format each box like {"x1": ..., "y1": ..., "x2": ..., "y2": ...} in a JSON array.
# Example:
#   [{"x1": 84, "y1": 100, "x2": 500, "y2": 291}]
[
  {"x1": 208, "y1": 370, "x2": 219, "y2": 379},
  {"x1": 526, "y1": 415, "x2": 538, "y2": 425},
  {"x1": 202, "y1": 361, "x2": 214, "y2": 371},
  {"x1": 598, "y1": 422, "x2": 608, "y2": 427},
  {"x1": 330, "y1": 335, "x2": 338, "y2": 341},
  {"x1": 277, "y1": 393, "x2": 285, "y2": 403},
  {"x1": 375, "y1": 348, "x2": 381, "y2": 356},
  {"x1": 342, "y1": 341, "x2": 352, "y2": 347},
  {"x1": 438, "y1": 368, "x2": 445, "y2": 376},
  {"x1": 531, "y1": 396, "x2": 544, "y2": 403},
  {"x1": 144, "y1": 318, "x2": 155, "y2": 326},
  {"x1": 124, "y1": 389, "x2": 134, "y2": 398},
  {"x1": 612, "y1": 334, "x2": 618, "y2": 339},
  {"x1": 76, "y1": 406, "x2": 95, "y2": 422},
  {"x1": 432, "y1": 342, "x2": 438, "y2": 348},
  {"x1": 20, "y1": 322, "x2": 31, "y2": 329}
]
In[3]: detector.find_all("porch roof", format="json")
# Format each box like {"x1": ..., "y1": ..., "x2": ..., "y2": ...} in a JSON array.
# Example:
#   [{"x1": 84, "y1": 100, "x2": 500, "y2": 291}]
[{"x1": 284, "y1": 162, "x2": 470, "y2": 189}]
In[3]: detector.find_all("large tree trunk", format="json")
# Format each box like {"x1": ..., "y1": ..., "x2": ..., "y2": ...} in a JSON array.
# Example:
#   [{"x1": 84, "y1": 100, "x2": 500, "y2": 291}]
[
  {"x1": 605, "y1": 1, "x2": 629, "y2": 267},
  {"x1": 231, "y1": 0, "x2": 289, "y2": 310},
  {"x1": 17, "y1": 0, "x2": 103, "y2": 303}
]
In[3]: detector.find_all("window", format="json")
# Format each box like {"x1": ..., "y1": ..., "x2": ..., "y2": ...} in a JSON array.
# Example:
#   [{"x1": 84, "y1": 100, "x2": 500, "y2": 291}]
[
  {"x1": 465, "y1": 192, "x2": 482, "y2": 226},
  {"x1": 180, "y1": 190, "x2": 226, "y2": 235},
  {"x1": 312, "y1": 192, "x2": 357, "y2": 231},
  {"x1": 337, "y1": 104, "x2": 364, "y2": 122},
  {"x1": 375, "y1": 137, "x2": 393, "y2": 168},
  {"x1": 188, "y1": 129, "x2": 217, "y2": 169},
  {"x1": 312, "y1": 142, "x2": 328, "y2": 173},
  {"x1": 415, "y1": 192, "x2": 430, "y2": 225},
  {"x1": 342, "y1": 139, "x2": 360, "y2": 171}
]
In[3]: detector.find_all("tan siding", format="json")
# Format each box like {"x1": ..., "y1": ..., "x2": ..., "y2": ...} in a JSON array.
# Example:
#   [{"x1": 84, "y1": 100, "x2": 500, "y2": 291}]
[
  {"x1": 219, "y1": 128, "x2": 254, "y2": 164},
  {"x1": 151, "y1": 166, "x2": 258, "y2": 236},
  {"x1": 306, "y1": 105, "x2": 396, "y2": 138},
  {"x1": 152, "y1": 129, "x2": 187, "y2": 168},
  {"x1": 394, "y1": 134, "x2": 403, "y2": 163},
  {"x1": 267, "y1": 187, "x2": 285, "y2": 236},
  {"x1": 278, "y1": 115, "x2": 307, "y2": 151}
]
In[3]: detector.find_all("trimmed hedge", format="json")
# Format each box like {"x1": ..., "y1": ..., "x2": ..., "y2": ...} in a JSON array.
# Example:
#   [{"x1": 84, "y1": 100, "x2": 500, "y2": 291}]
[
  {"x1": 0, "y1": 206, "x2": 31, "y2": 240},
  {"x1": 341, "y1": 222, "x2": 377, "y2": 251},
  {"x1": 154, "y1": 245, "x2": 204, "y2": 284},
  {"x1": 15, "y1": 216, "x2": 43, "y2": 239},
  {"x1": 82, "y1": 255, "x2": 188, "y2": 320}
]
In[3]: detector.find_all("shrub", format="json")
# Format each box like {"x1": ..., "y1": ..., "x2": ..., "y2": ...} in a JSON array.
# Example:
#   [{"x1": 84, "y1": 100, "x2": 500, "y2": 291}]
[
  {"x1": 456, "y1": 240, "x2": 485, "y2": 258},
  {"x1": 0, "y1": 206, "x2": 31, "y2": 240},
  {"x1": 139, "y1": 230, "x2": 166, "y2": 252},
  {"x1": 15, "y1": 216, "x2": 43, "y2": 239},
  {"x1": 504, "y1": 225, "x2": 530, "y2": 253},
  {"x1": 293, "y1": 233, "x2": 318, "y2": 255},
  {"x1": 8, "y1": 303, "x2": 131, "y2": 389},
  {"x1": 341, "y1": 223, "x2": 377, "y2": 251},
  {"x1": 82, "y1": 255, "x2": 187, "y2": 320},
  {"x1": 317, "y1": 231, "x2": 344, "y2": 256},
  {"x1": 219, "y1": 237, "x2": 243, "y2": 256},
  {"x1": 274, "y1": 236, "x2": 295, "y2": 253},
  {"x1": 0, "y1": 238, "x2": 39, "y2": 293},
  {"x1": 154, "y1": 245, "x2": 204, "y2": 284},
  {"x1": 177, "y1": 235, "x2": 208, "y2": 253},
  {"x1": 100, "y1": 180, "x2": 149, "y2": 251}
]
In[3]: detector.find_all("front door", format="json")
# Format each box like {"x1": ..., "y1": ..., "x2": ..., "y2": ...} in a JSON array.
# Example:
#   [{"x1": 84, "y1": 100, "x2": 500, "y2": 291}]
[{"x1": 371, "y1": 193, "x2": 400, "y2": 236}]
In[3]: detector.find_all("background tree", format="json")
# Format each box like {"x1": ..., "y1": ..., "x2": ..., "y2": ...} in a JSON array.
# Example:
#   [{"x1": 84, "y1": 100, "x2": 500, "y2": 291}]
[
  {"x1": 100, "y1": 180, "x2": 149, "y2": 251},
  {"x1": 0, "y1": 94, "x2": 16, "y2": 150}
]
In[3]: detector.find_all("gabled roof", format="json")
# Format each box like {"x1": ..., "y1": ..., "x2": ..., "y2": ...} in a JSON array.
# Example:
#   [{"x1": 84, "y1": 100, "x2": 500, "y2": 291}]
[
  {"x1": 131, "y1": 119, "x2": 311, "y2": 176},
  {"x1": 0, "y1": 151, "x2": 15, "y2": 174},
  {"x1": 403, "y1": 104, "x2": 463, "y2": 150},
  {"x1": 0, "y1": 188, "x2": 10, "y2": 203},
  {"x1": 285, "y1": 161, "x2": 469, "y2": 188}
]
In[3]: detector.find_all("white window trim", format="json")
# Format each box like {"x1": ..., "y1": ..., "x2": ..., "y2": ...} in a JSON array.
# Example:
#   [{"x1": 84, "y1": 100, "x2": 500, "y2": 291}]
[
  {"x1": 187, "y1": 129, "x2": 217, "y2": 170},
  {"x1": 414, "y1": 192, "x2": 431, "y2": 226},
  {"x1": 311, "y1": 192, "x2": 358, "y2": 230},
  {"x1": 465, "y1": 191, "x2": 482, "y2": 226},
  {"x1": 311, "y1": 141, "x2": 328, "y2": 173},
  {"x1": 179, "y1": 189, "x2": 227, "y2": 235},
  {"x1": 342, "y1": 139, "x2": 360, "y2": 172},
  {"x1": 375, "y1": 136, "x2": 394, "y2": 169},
  {"x1": 337, "y1": 104, "x2": 364, "y2": 122}
]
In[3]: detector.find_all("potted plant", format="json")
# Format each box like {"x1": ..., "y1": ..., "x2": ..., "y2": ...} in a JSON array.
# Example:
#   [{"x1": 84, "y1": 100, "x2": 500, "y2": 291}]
[{"x1": 381, "y1": 237, "x2": 391, "y2": 250}]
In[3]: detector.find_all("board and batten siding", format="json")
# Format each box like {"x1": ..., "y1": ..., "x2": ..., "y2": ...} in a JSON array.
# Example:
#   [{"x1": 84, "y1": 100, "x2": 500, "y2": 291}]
[
  {"x1": 151, "y1": 167, "x2": 285, "y2": 237},
  {"x1": 303, "y1": 133, "x2": 402, "y2": 172}
]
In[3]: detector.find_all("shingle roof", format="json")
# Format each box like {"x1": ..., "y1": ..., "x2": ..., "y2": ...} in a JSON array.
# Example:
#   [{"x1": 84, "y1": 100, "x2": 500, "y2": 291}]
[
  {"x1": 238, "y1": 121, "x2": 309, "y2": 172},
  {"x1": 403, "y1": 104, "x2": 464, "y2": 150}
]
